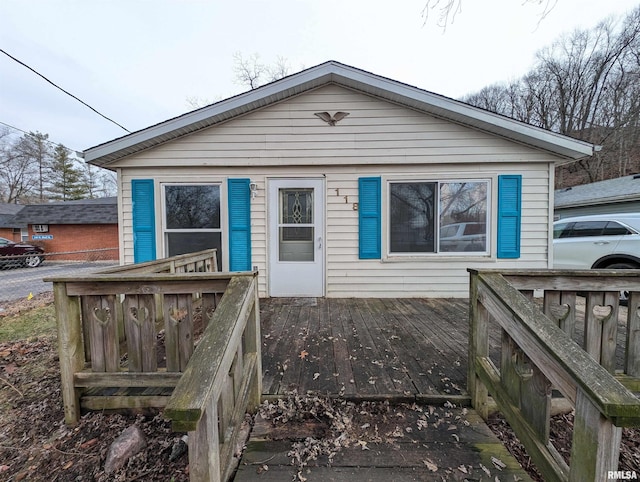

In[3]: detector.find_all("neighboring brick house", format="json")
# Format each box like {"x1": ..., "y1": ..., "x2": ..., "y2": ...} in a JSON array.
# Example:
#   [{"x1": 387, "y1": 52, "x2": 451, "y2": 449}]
[
  {"x1": 0, "y1": 203, "x2": 26, "y2": 242},
  {"x1": 9, "y1": 197, "x2": 119, "y2": 261}
]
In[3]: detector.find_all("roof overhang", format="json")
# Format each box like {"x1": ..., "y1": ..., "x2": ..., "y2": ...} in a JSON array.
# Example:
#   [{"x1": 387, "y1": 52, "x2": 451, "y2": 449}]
[
  {"x1": 83, "y1": 61, "x2": 595, "y2": 167},
  {"x1": 556, "y1": 193, "x2": 640, "y2": 209}
]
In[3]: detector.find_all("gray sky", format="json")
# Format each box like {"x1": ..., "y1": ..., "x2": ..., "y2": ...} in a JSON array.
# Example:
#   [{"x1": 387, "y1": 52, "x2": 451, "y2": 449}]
[{"x1": 1, "y1": 0, "x2": 638, "y2": 154}]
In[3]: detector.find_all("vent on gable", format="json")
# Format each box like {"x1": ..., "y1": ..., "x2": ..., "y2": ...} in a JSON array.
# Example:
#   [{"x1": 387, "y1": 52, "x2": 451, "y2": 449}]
[{"x1": 33, "y1": 224, "x2": 49, "y2": 233}]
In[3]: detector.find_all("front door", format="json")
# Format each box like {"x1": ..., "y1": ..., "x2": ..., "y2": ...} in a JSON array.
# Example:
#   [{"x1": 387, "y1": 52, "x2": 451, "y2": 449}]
[{"x1": 268, "y1": 179, "x2": 324, "y2": 297}]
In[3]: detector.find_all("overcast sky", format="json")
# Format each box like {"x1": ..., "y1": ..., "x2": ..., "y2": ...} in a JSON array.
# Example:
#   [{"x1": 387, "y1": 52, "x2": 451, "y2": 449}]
[{"x1": 1, "y1": 0, "x2": 638, "y2": 154}]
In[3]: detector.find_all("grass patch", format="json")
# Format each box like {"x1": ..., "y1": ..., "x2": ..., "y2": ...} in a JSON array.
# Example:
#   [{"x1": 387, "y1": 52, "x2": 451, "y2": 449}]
[{"x1": 0, "y1": 303, "x2": 56, "y2": 342}]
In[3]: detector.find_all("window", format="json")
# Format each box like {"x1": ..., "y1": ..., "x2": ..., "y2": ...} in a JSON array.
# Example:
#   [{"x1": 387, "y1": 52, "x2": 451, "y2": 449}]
[
  {"x1": 555, "y1": 220, "x2": 633, "y2": 239},
  {"x1": 569, "y1": 221, "x2": 607, "y2": 237},
  {"x1": 602, "y1": 221, "x2": 632, "y2": 236},
  {"x1": 33, "y1": 224, "x2": 48, "y2": 233},
  {"x1": 163, "y1": 184, "x2": 222, "y2": 268},
  {"x1": 389, "y1": 180, "x2": 488, "y2": 254},
  {"x1": 278, "y1": 188, "x2": 314, "y2": 261},
  {"x1": 553, "y1": 222, "x2": 569, "y2": 239}
]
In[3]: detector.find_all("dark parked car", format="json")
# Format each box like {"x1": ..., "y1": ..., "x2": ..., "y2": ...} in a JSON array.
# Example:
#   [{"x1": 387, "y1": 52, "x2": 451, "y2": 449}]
[{"x1": 0, "y1": 237, "x2": 45, "y2": 268}]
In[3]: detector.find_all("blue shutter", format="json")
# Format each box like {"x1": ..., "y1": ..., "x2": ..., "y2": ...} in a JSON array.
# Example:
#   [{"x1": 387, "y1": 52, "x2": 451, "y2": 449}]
[
  {"x1": 228, "y1": 178, "x2": 251, "y2": 271},
  {"x1": 497, "y1": 175, "x2": 522, "y2": 259},
  {"x1": 359, "y1": 177, "x2": 381, "y2": 259},
  {"x1": 132, "y1": 179, "x2": 156, "y2": 263}
]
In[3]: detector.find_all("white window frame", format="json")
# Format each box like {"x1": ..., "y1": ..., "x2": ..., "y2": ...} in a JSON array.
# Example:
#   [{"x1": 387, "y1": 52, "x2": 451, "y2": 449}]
[
  {"x1": 161, "y1": 182, "x2": 224, "y2": 267},
  {"x1": 385, "y1": 177, "x2": 492, "y2": 258},
  {"x1": 33, "y1": 224, "x2": 49, "y2": 233}
]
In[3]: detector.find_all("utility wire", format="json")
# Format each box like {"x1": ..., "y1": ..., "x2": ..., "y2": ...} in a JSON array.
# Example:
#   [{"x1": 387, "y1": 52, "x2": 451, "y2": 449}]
[
  {"x1": 0, "y1": 120, "x2": 82, "y2": 153},
  {"x1": 0, "y1": 48, "x2": 131, "y2": 133}
]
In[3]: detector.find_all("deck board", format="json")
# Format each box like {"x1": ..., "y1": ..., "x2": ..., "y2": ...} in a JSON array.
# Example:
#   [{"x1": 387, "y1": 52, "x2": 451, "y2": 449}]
[{"x1": 260, "y1": 297, "x2": 471, "y2": 401}]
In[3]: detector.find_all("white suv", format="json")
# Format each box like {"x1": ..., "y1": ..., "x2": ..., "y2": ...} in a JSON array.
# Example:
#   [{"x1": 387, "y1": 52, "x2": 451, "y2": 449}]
[{"x1": 553, "y1": 213, "x2": 640, "y2": 270}]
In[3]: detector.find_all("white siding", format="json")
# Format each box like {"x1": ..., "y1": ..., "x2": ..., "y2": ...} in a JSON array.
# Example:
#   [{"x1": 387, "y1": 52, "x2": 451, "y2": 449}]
[{"x1": 115, "y1": 85, "x2": 556, "y2": 298}]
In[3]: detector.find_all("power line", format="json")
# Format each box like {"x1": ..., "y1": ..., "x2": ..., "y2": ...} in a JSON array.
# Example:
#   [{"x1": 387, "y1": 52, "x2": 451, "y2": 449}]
[
  {"x1": 0, "y1": 120, "x2": 82, "y2": 153},
  {"x1": 0, "y1": 48, "x2": 131, "y2": 133}
]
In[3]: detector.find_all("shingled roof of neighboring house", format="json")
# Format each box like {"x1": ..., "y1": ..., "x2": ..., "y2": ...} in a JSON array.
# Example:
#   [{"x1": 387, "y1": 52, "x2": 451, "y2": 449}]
[
  {"x1": 11, "y1": 197, "x2": 118, "y2": 225},
  {"x1": 0, "y1": 203, "x2": 26, "y2": 228},
  {"x1": 555, "y1": 175, "x2": 640, "y2": 209}
]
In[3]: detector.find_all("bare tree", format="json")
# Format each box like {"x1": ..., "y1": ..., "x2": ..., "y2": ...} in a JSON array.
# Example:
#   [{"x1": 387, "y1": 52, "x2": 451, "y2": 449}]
[
  {"x1": 232, "y1": 52, "x2": 291, "y2": 90},
  {"x1": 0, "y1": 132, "x2": 38, "y2": 203},
  {"x1": 185, "y1": 54, "x2": 293, "y2": 109},
  {"x1": 422, "y1": 0, "x2": 557, "y2": 28},
  {"x1": 463, "y1": 7, "x2": 640, "y2": 187},
  {"x1": 265, "y1": 56, "x2": 291, "y2": 82},
  {"x1": 13, "y1": 131, "x2": 52, "y2": 202},
  {"x1": 233, "y1": 52, "x2": 267, "y2": 90}
]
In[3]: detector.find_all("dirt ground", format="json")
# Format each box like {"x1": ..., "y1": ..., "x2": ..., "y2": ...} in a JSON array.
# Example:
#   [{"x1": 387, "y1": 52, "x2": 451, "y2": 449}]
[
  {"x1": 0, "y1": 295, "x2": 638, "y2": 481},
  {"x1": 0, "y1": 294, "x2": 190, "y2": 481}
]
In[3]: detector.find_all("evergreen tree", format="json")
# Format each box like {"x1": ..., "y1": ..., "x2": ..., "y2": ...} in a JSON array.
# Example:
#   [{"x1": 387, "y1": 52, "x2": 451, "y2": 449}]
[{"x1": 48, "y1": 144, "x2": 87, "y2": 200}]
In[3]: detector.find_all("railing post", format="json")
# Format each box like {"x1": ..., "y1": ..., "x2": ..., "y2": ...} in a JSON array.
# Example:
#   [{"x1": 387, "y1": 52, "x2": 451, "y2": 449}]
[
  {"x1": 468, "y1": 271, "x2": 489, "y2": 419},
  {"x1": 189, "y1": 396, "x2": 221, "y2": 482},
  {"x1": 569, "y1": 388, "x2": 622, "y2": 482},
  {"x1": 626, "y1": 291, "x2": 640, "y2": 378},
  {"x1": 53, "y1": 281, "x2": 84, "y2": 426},
  {"x1": 245, "y1": 276, "x2": 262, "y2": 408}
]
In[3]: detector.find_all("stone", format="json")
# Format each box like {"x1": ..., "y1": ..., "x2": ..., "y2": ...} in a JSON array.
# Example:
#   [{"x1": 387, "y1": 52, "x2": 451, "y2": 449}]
[{"x1": 104, "y1": 425, "x2": 147, "y2": 474}]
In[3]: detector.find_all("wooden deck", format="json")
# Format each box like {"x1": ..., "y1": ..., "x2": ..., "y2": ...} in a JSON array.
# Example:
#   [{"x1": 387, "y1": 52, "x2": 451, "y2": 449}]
[
  {"x1": 260, "y1": 297, "x2": 475, "y2": 402},
  {"x1": 235, "y1": 297, "x2": 533, "y2": 481}
]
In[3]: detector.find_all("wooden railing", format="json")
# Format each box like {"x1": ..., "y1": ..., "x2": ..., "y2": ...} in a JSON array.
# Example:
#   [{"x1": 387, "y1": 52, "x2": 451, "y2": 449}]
[
  {"x1": 48, "y1": 250, "x2": 223, "y2": 425},
  {"x1": 468, "y1": 269, "x2": 640, "y2": 482},
  {"x1": 165, "y1": 273, "x2": 262, "y2": 482},
  {"x1": 99, "y1": 248, "x2": 219, "y2": 274}
]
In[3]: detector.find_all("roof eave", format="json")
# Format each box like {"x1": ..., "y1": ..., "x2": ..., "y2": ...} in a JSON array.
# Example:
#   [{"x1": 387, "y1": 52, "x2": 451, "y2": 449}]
[
  {"x1": 84, "y1": 61, "x2": 595, "y2": 166},
  {"x1": 556, "y1": 193, "x2": 640, "y2": 209}
]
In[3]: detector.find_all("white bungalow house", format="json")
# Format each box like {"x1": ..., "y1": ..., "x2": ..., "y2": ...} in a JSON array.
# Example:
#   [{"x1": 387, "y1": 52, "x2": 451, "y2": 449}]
[{"x1": 83, "y1": 61, "x2": 594, "y2": 298}]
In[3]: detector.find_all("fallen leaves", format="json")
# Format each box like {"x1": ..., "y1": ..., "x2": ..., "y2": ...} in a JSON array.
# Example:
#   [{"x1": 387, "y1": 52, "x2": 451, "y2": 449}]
[
  {"x1": 423, "y1": 458, "x2": 438, "y2": 472},
  {"x1": 0, "y1": 336, "x2": 190, "y2": 481},
  {"x1": 259, "y1": 392, "x2": 398, "y2": 479},
  {"x1": 491, "y1": 455, "x2": 507, "y2": 470},
  {"x1": 298, "y1": 350, "x2": 308, "y2": 360},
  {"x1": 355, "y1": 440, "x2": 369, "y2": 450},
  {"x1": 3, "y1": 363, "x2": 17, "y2": 375}
]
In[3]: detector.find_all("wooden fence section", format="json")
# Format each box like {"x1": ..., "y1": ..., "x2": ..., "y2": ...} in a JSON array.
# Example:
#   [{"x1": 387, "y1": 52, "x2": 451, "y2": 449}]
[
  {"x1": 48, "y1": 250, "x2": 225, "y2": 426},
  {"x1": 468, "y1": 269, "x2": 640, "y2": 482},
  {"x1": 165, "y1": 273, "x2": 261, "y2": 482}
]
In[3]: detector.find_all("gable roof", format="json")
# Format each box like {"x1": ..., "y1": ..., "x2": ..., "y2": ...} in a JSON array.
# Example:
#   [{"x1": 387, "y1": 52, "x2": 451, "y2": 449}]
[
  {"x1": 0, "y1": 203, "x2": 26, "y2": 228},
  {"x1": 84, "y1": 60, "x2": 595, "y2": 167},
  {"x1": 0, "y1": 203, "x2": 25, "y2": 216},
  {"x1": 11, "y1": 197, "x2": 118, "y2": 225},
  {"x1": 555, "y1": 174, "x2": 640, "y2": 209}
]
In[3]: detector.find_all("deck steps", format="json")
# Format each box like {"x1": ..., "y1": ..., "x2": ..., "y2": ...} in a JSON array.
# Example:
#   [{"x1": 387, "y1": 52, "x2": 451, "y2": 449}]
[{"x1": 234, "y1": 405, "x2": 533, "y2": 481}]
